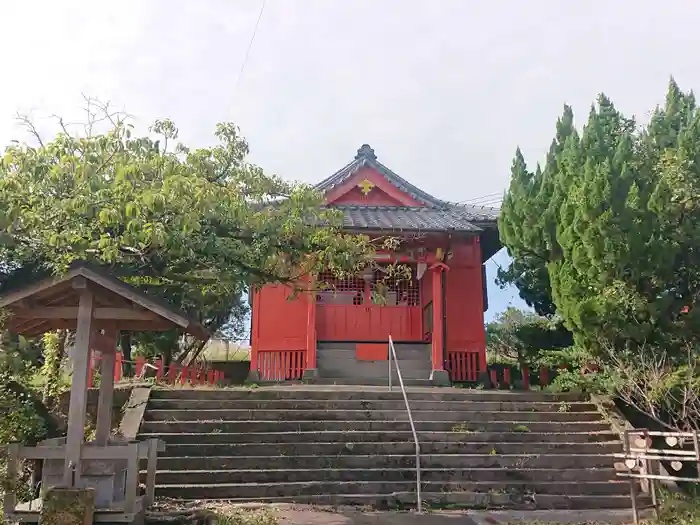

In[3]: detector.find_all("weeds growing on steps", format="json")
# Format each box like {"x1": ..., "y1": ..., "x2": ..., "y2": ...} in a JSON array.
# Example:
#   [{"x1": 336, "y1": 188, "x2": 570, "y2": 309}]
[{"x1": 214, "y1": 507, "x2": 278, "y2": 525}]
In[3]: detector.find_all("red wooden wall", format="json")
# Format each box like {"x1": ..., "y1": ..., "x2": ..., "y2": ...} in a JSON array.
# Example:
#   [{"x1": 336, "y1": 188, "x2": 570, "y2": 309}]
[
  {"x1": 316, "y1": 304, "x2": 422, "y2": 341},
  {"x1": 251, "y1": 284, "x2": 309, "y2": 352},
  {"x1": 444, "y1": 239, "x2": 487, "y2": 376}
]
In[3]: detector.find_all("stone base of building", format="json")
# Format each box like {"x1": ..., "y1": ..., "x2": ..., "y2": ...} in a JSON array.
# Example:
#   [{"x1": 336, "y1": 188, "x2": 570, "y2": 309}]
[{"x1": 429, "y1": 369, "x2": 451, "y2": 386}]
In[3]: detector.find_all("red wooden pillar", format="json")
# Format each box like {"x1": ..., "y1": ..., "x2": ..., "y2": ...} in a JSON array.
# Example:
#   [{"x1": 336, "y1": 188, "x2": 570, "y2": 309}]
[
  {"x1": 249, "y1": 288, "x2": 260, "y2": 381},
  {"x1": 429, "y1": 263, "x2": 449, "y2": 385},
  {"x1": 304, "y1": 275, "x2": 317, "y2": 378}
]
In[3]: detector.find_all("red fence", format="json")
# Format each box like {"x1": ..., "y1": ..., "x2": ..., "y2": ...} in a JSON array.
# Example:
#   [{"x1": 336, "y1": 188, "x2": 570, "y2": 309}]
[
  {"x1": 446, "y1": 354, "x2": 569, "y2": 389},
  {"x1": 257, "y1": 349, "x2": 306, "y2": 381},
  {"x1": 446, "y1": 351, "x2": 480, "y2": 382},
  {"x1": 87, "y1": 351, "x2": 225, "y2": 387}
]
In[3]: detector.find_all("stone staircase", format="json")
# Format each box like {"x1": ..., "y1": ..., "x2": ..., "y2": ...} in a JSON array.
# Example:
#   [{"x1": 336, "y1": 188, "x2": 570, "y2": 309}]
[{"x1": 138, "y1": 386, "x2": 641, "y2": 509}]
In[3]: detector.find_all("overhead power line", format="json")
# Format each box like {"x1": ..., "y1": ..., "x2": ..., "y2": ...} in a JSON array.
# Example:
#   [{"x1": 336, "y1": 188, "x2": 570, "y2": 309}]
[{"x1": 231, "y1": 0, "x2": 268, "y2": 101}]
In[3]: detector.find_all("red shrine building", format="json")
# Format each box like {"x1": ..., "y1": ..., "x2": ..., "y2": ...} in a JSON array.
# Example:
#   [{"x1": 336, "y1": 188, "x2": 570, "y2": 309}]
[{"x1": 249, "y1": 145, "x2": 500, "y2": 385}]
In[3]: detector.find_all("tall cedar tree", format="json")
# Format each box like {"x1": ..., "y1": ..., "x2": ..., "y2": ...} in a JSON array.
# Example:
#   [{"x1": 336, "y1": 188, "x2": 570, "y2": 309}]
[{"x1": 500, "y1": 79, "x2": 700, "y2": 359}]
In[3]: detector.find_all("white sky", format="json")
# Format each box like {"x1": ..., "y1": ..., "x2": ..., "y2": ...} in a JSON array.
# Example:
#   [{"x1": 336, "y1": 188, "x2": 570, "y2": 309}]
[{"x1": 2, "y1": 0, "x2": 698, "y2": 320}]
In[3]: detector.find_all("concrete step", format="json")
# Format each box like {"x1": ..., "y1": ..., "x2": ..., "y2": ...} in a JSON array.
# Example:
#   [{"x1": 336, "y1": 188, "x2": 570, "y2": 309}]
[
  {"x1": 155, "y1": 453, "x2": 619, "y2": 471},
  {"x1": 153, "y1": 480, "x2": 631, "y2": 500},
  {"x1": 148, "y1": 388, "x2": 587, "y2": 402},
  {"x1": 315, "y1": 377, "x2": 433, "y2": 386},
  {"x1": 143, "y1": 409, "x2": 603, "y2": 422},
  {"x1": 140, "y1": 419, "x2": 610, "y2": 434},
  {"x1": 146, "y1": 398, "x2": 597, "y2": 412},
  {"x1": 157, "y1": 441, "x2": 622, "y2": 458},
  {"x1": 147, "y1": 467, "x2": 618, "y2": 485},
  {"x1": 150, "y1": 490, "x2": 643, "y2": 509},
  {"x1": 139, "y1": 430, "x2": 618, "y2": 445}
]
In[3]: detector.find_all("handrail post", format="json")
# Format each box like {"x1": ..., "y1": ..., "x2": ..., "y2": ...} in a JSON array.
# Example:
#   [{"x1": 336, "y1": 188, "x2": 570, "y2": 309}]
[
  {"x1": 388, "y1": 340, "x2": 392, "y2": 391},
  {"x1": 388, "y1": 336, "x2": 422, "y2": 513}
]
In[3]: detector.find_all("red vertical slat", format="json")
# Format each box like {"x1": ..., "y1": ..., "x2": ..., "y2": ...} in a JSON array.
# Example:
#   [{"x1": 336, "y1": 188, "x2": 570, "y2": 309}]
[
  {"x1": 207, "y1": 369, "x2": 215, "y2": 385},
  {"x1": 490, "y1": 368, "x2": 497, "y2": 386},
  {"x1": 135, "y1": 356, "x2": 145, "y2": 378},
  {"x1": 503, "y1": 367, "x2": 511, "y2": 386},
  {"x1": 168, "y1": 362, "x2": 177, "y2": 384},
  {"x1": 114, "y1": 352, "x2": 123, "y2": 383},
  {"x1": 180, "y1": 365, "x2": 188, "y2": 385},
  {"x1": 189, "y1": 364, "x2": 197, "y2": 385},
  {"x1": 87, "y1": 350, "x2": 94, "y2": 388},
  {"x1": 199, "y1": 366, "x2": 206, "y2": 385},
  {"x1": 522, "y1": 366, "x2": 530, "y2": 389},
  {"x1": 155, "y1": 359, "x2": 164, "y2": 382}
]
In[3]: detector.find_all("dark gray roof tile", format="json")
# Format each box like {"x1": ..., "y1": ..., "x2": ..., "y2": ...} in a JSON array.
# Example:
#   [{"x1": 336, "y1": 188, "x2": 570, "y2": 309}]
[{"x1": 334, "y1": 205, "x2": 483, "y2": 232}]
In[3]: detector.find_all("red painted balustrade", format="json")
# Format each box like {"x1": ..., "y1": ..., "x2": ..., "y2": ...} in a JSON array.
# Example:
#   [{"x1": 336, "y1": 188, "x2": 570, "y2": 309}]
[{"x1": 257, "y1": 349, "x2": 306, "y2": 381}]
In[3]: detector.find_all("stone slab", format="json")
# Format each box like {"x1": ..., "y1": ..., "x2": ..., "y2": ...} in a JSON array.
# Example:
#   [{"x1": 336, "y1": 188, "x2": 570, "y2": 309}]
[{"x1": 119, "y1": 386, "x2": 151, "y2": 439}]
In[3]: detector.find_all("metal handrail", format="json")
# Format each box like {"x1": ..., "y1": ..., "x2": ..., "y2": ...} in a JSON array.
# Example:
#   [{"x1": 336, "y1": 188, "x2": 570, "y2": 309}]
[{"x1": 388, "y1": 335, "x2": 422, "y2": 513}]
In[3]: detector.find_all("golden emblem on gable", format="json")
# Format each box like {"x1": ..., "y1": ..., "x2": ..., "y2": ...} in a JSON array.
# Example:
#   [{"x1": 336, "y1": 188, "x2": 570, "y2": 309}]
[{"x1": 358, "y1": 179, "x2": 375, "y2": 195}]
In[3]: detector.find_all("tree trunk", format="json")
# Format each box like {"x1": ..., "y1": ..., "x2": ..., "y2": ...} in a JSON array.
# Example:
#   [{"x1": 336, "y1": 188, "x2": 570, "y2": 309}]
[
  {"x1": 120, "y1": 332, "x2": 134, "y2": 377},
  {"x1": 162, "y1": 346, "x2": 173, "y2": 368}
]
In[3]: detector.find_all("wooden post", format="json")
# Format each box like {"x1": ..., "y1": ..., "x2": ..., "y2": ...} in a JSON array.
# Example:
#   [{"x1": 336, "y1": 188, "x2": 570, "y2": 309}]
[
  {"x1": 4, "y1": 443, "x2": 19, "y2": 515},
  {"x1": 114, "y1": 352, "x2": 123, "y2": 382},
  {"x1": 522, "y1": 366, "x2": 530, "y2": 389},
  {"x1": 63, "y1": 283, "x2": 94, "y2": 486},
  {"x1": 124, "y1": 442, "x2": 139, "y2": 513},
  {"x1": 145, "y1": 439, "x2": 159, "y2": 506},
  {"x1": 87, "y1": 350, "x2": 94, "y2": 389},
  {"x1": 155, "y1": 359, "x2": 164, "y2": 382},
  {"x1": 305, "y1": 275, "x2": 317, "y2": 373},
  {"x1": 95, "y1": 328, "x2": 118, "y2": 445},
  {"x1": 430, "y1": 266, "x2": 444, "y2": 371},
  {"x1": 135, "y1": 356, "x2": 145, "y2": 378}
]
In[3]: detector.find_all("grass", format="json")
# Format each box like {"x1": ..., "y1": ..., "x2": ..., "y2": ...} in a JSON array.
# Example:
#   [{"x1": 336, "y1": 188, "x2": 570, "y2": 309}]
[
  {"x1": 198, "y1": 340, "x2": 251, "y2": 362},
  {"x1": 215, "y1": 507, "x2": 278, "y2": 525}
]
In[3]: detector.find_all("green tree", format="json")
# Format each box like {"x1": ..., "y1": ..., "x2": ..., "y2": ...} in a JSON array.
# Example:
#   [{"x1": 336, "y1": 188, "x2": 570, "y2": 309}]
[
  {"x1": 0, "y1": 104, "x2": 381, "y2": 365},
  {"x1": 498, "y1": 107, "x2": 577, "y2": 317},
  {"x1": 502, "y1": 78, "x2": 700, "y2": 361},
  {"x1": 486, "y1": 307, "x2": 572, "y2": 371}
]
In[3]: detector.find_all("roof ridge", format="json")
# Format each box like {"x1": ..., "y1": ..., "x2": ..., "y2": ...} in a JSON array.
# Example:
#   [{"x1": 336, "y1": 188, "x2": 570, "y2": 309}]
[{"x1": 315, "y1": 145, "x2": 445, "y2": 208}]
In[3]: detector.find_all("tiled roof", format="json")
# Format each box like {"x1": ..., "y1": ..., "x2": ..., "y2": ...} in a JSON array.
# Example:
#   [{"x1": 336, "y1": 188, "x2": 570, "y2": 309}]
[
  {"x1": 316, "y1": 145, "x2": 500, "y2": 230},
  {"x1": 316, "y1": 144, "x2": 448, "y2": 209},
  {"x1": 334, "y1": 205, "x2": 485, "y2": 232}
]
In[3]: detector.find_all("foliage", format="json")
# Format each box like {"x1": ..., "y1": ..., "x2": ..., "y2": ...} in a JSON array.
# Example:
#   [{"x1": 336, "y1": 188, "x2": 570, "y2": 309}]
[
  {"x1": 486, "y1": 307, "x2": 572, "y2": 369},
  {"x1": 0, "y1": 311, "x2": 57, "y2": 445},
  {"x1": 500, "y1": 79, "x2": 700, "y2": 363},
  {"x1": 0, "y1": 102, "x2": 384, "y2": 363},
  {"x1": 498, "y1": 106, "x2": 576, "y2": 318},
  {"x1": 39, "y1": 330, "x2": 68, "y2": 408},
  {"x1": 602, "y1": 343, "x2": 700, "y2": 431}
]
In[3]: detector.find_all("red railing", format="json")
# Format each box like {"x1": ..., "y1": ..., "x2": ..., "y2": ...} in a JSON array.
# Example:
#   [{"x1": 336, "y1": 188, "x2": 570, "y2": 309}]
[
  {"x1": 257, "y1": 349, "x2": 306, "y2": 381},
  {"x1": 87, "y1": 351, "x2": 225, "y2": 387},
  {"x1": 446, "y1": 350, "x2": 480, "y2": 382},
  {"x1": 446, "y1": 356, "x2": 574, "y2": 389}
]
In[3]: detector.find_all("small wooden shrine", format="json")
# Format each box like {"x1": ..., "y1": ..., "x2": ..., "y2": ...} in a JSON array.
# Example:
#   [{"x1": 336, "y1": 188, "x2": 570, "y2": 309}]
[{"x1": 0, "y1": 262, "x2": 208, "y2": 523}]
